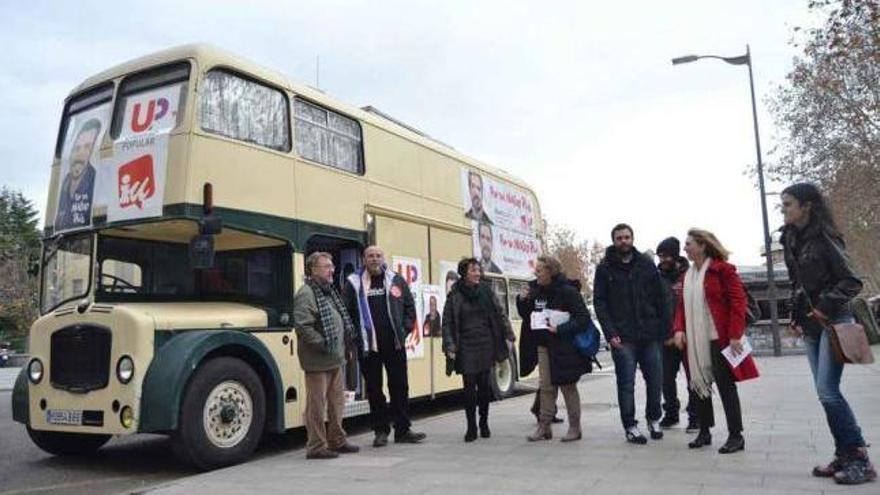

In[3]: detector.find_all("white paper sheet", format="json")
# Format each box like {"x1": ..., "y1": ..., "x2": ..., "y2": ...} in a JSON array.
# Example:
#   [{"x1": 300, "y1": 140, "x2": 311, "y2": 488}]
[
  {"x1": 721, "y1": 338, "x2": 753, "y2": 368},
  {"x1": 530, "y1": 310, "x2": 570, "y2": 330}
]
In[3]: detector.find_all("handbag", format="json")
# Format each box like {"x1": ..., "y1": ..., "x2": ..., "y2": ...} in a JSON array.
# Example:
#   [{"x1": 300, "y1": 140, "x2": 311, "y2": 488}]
[
  {"x1": 570, "y1": 319, "x2": 601, "y2": 359},
  {"x1": 802, "y1": 292, "x2": 874, "y2": 365}
]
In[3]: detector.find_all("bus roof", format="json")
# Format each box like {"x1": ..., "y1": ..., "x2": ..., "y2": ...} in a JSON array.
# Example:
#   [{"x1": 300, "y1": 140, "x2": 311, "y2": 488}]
[{"x1": 70, "y1": 43, "x2": 537, "y2": 194}]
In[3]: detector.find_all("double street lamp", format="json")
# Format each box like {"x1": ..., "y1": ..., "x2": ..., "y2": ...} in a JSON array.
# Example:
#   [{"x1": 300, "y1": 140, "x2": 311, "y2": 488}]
[{"x1": 672, "y1": 45, "x2": 782, "y2": 357}]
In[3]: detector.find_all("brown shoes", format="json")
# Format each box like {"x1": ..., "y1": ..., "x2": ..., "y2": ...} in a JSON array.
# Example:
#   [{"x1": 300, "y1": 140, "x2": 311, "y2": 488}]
[
  {"x1": 306, "y1": 449, "x2": 339, "y2": 460},
  {"x1": 527, "y1": 425, "x2": 552, "y2": 442},
  {"x1": 333, "y1": 443, "x2": 360, "y2": 454}
]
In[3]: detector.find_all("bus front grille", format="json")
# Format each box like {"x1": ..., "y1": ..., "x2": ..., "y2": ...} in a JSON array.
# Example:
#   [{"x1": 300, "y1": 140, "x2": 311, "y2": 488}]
[{"x1": 50, "y1": 325, "x2": 112, "y2": 392}]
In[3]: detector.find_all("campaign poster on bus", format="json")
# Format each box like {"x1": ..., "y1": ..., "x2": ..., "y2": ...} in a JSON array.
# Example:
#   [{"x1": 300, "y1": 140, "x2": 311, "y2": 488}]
[
  {"x1": 461, "y1": 168, "x2": 540, "y2": 278},
  {"x1": 95, "y1": 84, "x2": 182, "y2": 223},
  {"x1": 53, "y1": 103, "x2": 112, "y2": 233},
  {"x1": 421, "y1": 285, "x2": 445, "y2": 339},
  {"x1": 392, "y1": 256, "x2": 425, "y2": 359}
]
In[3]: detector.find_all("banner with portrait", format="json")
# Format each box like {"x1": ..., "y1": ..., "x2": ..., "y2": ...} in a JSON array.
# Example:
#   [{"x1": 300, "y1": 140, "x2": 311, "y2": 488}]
[
  {"x1": 53, "y1": 103, "x2": 112, "y2": 233},
  {"x1": 95, "y1": 83, "x2": 182, "y2": 223},
  {"x1": 461, "y1": 168, "x2": 540, "y2": 278},
  {"x1": 392, "y1": 256, "x2": 425, "y2": 359}
]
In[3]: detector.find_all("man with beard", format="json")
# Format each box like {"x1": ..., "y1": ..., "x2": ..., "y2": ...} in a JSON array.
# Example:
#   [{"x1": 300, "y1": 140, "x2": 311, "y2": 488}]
[
  {"x1": 465, "y1": 171, "x2": 492, "y2": 224},
  {"x1": 656, "y1": 237, "x2": 699, "y2": 432},
  {"x1": 55, "y1": 119, "x2": 101, "y2": 231},
  {"x1": 343, "y1": 246, "x2": 426, "y2": 447},
  {"x1": 478, "y1": 222, "x2": 503, "y2": 274},
  {"x1": 593, "y1": 224, "x2": 670, "y2": 444}
]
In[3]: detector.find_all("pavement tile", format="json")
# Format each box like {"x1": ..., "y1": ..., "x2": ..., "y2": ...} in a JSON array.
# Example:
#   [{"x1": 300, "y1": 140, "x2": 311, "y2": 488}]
[{"x1": 145, "y1": 352, "x2": 880, "y2": 495}]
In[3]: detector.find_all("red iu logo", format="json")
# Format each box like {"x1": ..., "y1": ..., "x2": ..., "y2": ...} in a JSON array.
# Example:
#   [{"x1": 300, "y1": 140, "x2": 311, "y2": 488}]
[
  {"x1": 118, "y1": 155, "x2": 155, "y2": 210},
  {"x1": 130, "y1": 98, "x2": 170, "y2": 133}
]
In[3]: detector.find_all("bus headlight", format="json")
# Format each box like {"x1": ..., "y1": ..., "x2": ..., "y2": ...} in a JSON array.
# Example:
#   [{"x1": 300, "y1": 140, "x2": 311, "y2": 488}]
[
  {"x1": 28, "y1": 359, "x2": 44, "y2": 384},
  {"x1": 116, "y1": 356, "x2": 134, "y2": 384}
]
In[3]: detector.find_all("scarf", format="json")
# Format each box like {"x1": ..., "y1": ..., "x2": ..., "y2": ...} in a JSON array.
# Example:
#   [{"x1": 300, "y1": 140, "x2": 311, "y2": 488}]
[
  {"x1": 306, "y1": 278, "x2": 356, "y2": 354},
  {"x1": 683, "y1": 258, "x2": 718, "y2": 399}
]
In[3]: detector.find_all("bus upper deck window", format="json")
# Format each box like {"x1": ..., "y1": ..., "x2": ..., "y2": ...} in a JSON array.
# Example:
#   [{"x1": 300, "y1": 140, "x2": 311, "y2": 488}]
[
  {"x1": 111, "y1": 62, "x2": 191, "y2": 139},
  {"x1": 200, "y1": 70, "x2": 291, "y2": 152}
]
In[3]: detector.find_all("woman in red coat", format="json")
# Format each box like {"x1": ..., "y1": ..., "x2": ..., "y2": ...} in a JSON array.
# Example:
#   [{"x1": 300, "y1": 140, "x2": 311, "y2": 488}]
[{"x1": 673, "y1": 229, "x2": 759, "y2": 454}]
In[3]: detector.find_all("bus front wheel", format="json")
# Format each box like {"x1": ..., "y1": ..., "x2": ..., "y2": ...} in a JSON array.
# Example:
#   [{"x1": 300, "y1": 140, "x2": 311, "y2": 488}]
[
  {"x1": 172, "y1": 357, "x2": 266, "y2": 470},
  {"x1": 26, "y1": 427, "x2": 111, "y2": 456}
]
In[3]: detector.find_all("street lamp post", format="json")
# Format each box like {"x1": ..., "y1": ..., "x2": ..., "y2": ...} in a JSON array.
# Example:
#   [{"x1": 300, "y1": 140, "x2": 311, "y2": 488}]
[{"x1": 672, "y1": 45, "x2": 782, "y2": 357}]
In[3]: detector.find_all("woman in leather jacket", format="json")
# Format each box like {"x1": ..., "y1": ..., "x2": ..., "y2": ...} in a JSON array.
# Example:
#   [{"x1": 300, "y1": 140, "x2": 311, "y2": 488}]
[{"x1": 780, "y1": 182, "x2": 874, "y2": 485}]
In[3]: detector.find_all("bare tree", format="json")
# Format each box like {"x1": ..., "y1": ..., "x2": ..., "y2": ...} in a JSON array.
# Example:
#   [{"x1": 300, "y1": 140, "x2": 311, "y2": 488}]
[
  {"x1": 768, "y1": 0, "x2": 880, "y2": 292},
  {"x1": 545, "y1": 222, "x2": 605, "y2": 301}
]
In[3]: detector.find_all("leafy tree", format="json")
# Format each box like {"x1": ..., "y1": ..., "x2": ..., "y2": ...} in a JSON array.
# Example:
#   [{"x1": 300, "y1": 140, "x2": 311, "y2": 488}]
[{"x1": 0, "y1": 187, "x2": 42, "y2": 351}]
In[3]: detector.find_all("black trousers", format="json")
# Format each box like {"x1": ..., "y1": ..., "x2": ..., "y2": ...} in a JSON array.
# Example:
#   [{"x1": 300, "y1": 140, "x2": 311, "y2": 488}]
[
  {"x1": 662, "y1": 344, "x2": 698, "y2": 421},
  {"x1": 693, "y1": 341, "x2": 743, "y2": 435},
  {"x1": 361, "y1": 349, "x2": 412, "y2": 435},
  {"x1": 463, "y1": 371, "x2": 492, "y2": 412}
]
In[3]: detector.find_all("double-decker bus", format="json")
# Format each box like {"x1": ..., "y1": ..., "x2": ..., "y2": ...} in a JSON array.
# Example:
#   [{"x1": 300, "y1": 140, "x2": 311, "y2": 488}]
[{"x1": 12, "y1": 44, "x2": 544, "y2": 469}]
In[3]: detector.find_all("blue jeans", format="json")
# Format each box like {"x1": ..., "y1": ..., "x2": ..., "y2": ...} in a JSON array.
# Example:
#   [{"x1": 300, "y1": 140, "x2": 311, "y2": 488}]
[
  {"x1": 804, "y1": 315, "x2": 866, "y2": 455},
  {"x1": 611, "y1": 340, "x2": 663, "y2": 430}
]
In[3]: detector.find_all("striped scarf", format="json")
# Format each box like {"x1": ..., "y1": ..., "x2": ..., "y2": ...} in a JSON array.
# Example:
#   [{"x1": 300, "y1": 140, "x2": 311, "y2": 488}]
[{"x1": 306, "y1": 279, "x2": 356, "y2": 354}]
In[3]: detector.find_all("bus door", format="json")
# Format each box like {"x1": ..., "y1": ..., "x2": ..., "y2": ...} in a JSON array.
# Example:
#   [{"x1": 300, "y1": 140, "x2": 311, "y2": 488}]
[{"x1": 371, "y1": 215, "x2": 432, "y2": 399}]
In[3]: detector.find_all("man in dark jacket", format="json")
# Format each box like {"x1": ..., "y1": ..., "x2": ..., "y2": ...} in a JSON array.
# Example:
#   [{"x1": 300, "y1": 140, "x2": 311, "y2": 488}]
[
  {"x1": 343, "y1": 245, "x2": 426, "y2": 447},
  {"x1": 593, "y1": 224, "x2": 670, "y2": 444},
  {"x1": 656, "y1": 237, "x2": 698, "y2": 432}
]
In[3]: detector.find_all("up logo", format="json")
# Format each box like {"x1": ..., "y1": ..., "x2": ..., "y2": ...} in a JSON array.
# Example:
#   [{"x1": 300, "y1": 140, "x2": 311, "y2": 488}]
[
  {"x1": 117, "y1": 155, "x2": 156, "y2": 210},
  {"x1": 129, "y1": 97, "x2": 172, "y2": 134}
]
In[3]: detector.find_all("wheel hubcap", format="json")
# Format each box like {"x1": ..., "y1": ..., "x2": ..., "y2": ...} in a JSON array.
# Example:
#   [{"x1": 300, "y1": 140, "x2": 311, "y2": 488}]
[
  {"x1": 203, "y1": 380, "x2": 253, "y2": 449},
  {"x1": 495, "y1": 360, "x2": 512, "y2": 393}
]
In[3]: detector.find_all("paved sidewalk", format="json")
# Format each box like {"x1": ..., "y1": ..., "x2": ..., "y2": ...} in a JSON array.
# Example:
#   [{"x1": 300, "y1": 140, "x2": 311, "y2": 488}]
[
  {"x1": 147, "y1": 353, "x2": 879, "y2": 494},
  {"x1": 0, "y1": 367, "x2": 20, "y2": 392}
]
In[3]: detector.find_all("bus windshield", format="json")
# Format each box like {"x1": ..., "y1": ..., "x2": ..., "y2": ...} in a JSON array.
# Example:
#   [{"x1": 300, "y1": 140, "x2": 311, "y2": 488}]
[
  {"x1": 41, "y1": 233, "x2": 94, "y2": 313},
  {"x1": 96, "y1": 235, "x2": 288, "y2": 310}
]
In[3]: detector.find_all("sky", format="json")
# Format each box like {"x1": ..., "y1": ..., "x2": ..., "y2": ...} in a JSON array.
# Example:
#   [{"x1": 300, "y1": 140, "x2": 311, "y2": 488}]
[{"x1": 0, "y1": 0, "x2": 822, "y2": 266}]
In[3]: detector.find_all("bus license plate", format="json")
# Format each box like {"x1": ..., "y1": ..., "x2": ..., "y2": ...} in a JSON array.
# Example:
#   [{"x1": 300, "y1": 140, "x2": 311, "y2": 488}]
[{"x1": 46, "y1": 409, "x2": 83, "y2": 426}]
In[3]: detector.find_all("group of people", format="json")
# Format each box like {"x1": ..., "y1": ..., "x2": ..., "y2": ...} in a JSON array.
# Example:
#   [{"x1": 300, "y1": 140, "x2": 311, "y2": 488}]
[{"x1": 291, "y1": 182, "x2": 874, "y2": 486}]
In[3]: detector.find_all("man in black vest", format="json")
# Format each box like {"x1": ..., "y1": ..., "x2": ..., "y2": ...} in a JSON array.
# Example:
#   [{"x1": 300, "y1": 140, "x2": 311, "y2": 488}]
[{"x1": 343, "y1": 246, "x2": 426, "y2": 447}]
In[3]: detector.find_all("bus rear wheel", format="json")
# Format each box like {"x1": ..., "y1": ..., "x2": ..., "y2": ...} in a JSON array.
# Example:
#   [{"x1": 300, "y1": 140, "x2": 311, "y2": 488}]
[
  {"x1": 26, "y1": 427, "x2": 111, "y2": 456},
  {"x1": 491, "y1": 352, "x2": 517, "y2": 399},
  {"x1": 172, "y1": 357, "x2": 265, "y2": 470}
]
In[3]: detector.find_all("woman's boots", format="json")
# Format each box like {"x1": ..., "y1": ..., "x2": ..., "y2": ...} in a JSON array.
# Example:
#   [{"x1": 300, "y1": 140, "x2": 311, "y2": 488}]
[
  {"x1": 464, "y1": 406, "x2": 477, "y2": 442},
  {"x1": 479, "y1": 402, "x2": 491, "y2": 438}
]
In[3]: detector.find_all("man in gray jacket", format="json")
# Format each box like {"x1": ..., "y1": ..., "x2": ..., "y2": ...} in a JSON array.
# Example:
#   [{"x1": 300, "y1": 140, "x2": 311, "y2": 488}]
[{"x1": 294, "y1": 252, "x2": 360, "y2": 459}]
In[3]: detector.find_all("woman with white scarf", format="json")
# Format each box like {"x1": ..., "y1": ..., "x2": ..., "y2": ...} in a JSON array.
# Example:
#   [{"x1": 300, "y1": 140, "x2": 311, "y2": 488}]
[{"x1": 672, "y1": 229, "x2": 759, "y2": 454}]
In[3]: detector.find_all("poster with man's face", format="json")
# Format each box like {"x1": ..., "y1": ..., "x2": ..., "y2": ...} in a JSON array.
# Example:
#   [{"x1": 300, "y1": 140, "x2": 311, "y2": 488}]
[
  {"x1": 461, "y1": 168, "x2": 540, "y2": 278},
  {"x1": 54, "y1": 104, "x2": 111, "y2": 233}
]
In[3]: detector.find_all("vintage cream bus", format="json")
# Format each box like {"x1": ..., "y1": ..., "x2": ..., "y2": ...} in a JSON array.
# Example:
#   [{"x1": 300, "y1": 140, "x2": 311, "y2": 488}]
[{"x1": 12, "y1": 44, "x2": 544, "y2": 469}]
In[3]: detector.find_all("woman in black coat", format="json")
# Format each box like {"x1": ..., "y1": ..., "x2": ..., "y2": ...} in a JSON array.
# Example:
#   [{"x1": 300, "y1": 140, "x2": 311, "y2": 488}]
[
  {"x1": 780, "y1": 183, "x2": 874, "y2": 485},
  {"x1": 442, "y1": 258, "x2": 515, "y2": 442},
  {"x1": 517, "y1": 255, "x2": 592, "y2": 442}
]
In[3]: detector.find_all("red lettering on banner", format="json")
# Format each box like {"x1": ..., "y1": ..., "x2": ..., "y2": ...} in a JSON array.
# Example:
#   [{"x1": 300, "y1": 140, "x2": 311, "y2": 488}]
[{"x1": 131, "y1": 101, "x2": 156, "y2": 133}]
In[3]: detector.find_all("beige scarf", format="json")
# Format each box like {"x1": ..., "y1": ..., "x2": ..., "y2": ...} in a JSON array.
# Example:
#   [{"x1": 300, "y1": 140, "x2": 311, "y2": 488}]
[{"x1": 683, "y1": 258, "x2": 718, "y2": 399}]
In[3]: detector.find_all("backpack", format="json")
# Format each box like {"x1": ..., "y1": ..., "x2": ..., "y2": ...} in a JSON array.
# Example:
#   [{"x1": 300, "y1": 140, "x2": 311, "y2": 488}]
[{"x1": 745, "y1": 288, "x2": 762, "y2": 326}]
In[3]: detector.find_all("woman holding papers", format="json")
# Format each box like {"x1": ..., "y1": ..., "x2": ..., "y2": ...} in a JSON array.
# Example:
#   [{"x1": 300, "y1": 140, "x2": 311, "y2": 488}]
[
  {"x1": 517, "y1": 255, "x2": 592, "y2": 442},
  {"x1": 442, "y1": 258, "x2": 515, "y2": 442},
  {"x1": 673, "y1": 229, "x2": 758, "y2": 454},
  {"x1": 780, "y1": 183, "x2": 874, "y2": 485}
]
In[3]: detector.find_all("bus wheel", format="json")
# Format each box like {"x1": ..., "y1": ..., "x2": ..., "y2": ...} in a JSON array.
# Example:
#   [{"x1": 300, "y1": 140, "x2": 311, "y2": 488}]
[
  {"x1": 172, "y1": 357, "x2": 265, "y2": 470},
  {"x1": 26, "y1": 427, "x2": 111, "y2": 456},
  {"x1": 491, "y1": 353, "x2": 516, "y2": 399}
]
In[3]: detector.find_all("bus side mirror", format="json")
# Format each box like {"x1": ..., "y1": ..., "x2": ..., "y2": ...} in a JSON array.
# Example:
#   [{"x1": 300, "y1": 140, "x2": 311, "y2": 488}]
[
  {"x1": 199, "y1": 215, "x2": 223, "y2": 235},
  {"x1": 189, "y1": 234, "x2": 215, "y2": 269}
]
